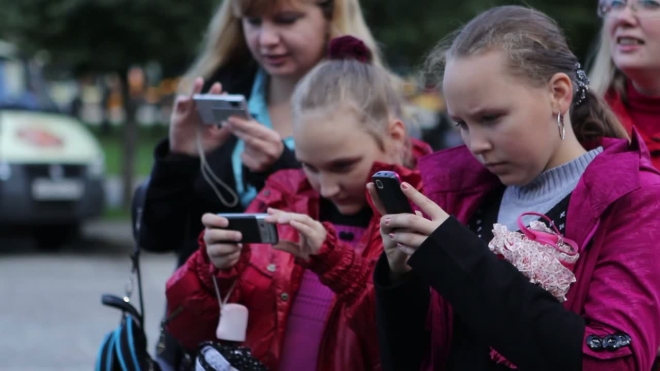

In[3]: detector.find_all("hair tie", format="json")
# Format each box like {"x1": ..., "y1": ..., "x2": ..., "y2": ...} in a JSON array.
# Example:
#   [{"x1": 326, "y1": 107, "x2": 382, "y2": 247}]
[
  {"x1": 327, "y1": 35, "x2": 373, "y2": 64},
  {"x1": 574, "y1": 62, "x2": 590, "y2": 106}
]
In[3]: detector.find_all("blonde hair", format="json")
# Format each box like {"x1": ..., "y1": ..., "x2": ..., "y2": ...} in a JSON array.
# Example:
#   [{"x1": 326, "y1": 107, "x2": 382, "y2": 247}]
[
  {"x1": 291, "y1": 55, "x2": 413, "y2": 167},
  {"x1": 426, "y1": 5, "x2": 627, "y2": 144},
  {"x1": 178, "y1": 0, "x2": 384, "y2": 93},
  {"x1": 589, "y1": 26, "x2": 628, "y2": 100}
]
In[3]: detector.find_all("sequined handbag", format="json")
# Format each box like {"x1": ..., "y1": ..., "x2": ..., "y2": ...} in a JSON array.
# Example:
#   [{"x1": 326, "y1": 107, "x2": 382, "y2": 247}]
[{"x1": 194, "y1": 342, "x2": 268, "y2": 371}]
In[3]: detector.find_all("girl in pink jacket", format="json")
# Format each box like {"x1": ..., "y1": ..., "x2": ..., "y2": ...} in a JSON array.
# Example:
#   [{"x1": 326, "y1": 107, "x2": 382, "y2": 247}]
[{"x1": 371, "y1": 5, "x2": 660, "y2": 371}]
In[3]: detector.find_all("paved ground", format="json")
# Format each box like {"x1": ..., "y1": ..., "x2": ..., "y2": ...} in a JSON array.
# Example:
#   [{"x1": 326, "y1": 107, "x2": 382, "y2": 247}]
[{"x1": 0, "y1": 221, "x2": 177, "y2": 371}]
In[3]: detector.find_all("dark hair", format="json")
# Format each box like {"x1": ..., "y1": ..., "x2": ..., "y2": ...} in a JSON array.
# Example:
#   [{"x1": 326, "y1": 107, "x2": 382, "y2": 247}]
[{"x1": 425, "y1": 5, "x2": 627, "y2": 144}]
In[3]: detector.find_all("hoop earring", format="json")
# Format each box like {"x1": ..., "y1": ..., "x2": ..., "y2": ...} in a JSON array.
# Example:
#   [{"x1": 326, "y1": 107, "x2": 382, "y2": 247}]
[{"x1": 557, "y1": 113, "x2": 565, "y2": 140}]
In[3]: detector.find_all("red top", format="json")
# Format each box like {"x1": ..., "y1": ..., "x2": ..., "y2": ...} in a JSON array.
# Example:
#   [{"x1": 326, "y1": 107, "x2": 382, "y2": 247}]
[{"x1": 606, "y1": 81, "x2": 660, "y2": 169}]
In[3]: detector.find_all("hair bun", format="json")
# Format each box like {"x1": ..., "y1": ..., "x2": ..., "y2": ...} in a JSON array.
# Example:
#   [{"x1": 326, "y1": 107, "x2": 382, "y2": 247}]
[{"x1": 327, "y1": 35, "x2": 373, "y2": 64}]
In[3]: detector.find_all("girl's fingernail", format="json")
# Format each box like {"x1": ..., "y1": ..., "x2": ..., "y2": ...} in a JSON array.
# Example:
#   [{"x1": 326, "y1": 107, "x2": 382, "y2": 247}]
[
  {"x1": 401, "y1": 182, "x2": 410, "y2": 190},
  {"x1": 388, "y1": 233, "x2": 395, "y2": 239},
  {"x1": 384, "y1": 218, "x2": 390, "y2": 225}
]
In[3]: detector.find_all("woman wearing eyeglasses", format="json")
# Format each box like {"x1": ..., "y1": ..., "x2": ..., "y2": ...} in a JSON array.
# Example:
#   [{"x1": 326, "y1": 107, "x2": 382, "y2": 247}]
[{"x1": 590, "y1": 0, "x2": 660, "y2": 168}]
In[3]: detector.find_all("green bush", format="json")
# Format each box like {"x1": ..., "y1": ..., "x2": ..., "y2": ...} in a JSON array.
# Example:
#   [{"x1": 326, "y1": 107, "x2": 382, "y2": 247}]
[{"x1": 89, "y1": 125, "x2": 168, "y2": 177}]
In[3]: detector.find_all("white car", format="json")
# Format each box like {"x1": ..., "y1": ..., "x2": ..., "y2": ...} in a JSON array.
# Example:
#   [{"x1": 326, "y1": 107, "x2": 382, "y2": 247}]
[{"x1": 0, "y1": 41, "x2": 105, "y2": 248}]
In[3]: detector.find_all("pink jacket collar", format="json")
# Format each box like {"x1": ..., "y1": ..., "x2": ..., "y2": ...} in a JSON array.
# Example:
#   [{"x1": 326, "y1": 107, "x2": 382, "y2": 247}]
[{"x1": 417, "y1": 129, "x2": 658, "y2": 249}]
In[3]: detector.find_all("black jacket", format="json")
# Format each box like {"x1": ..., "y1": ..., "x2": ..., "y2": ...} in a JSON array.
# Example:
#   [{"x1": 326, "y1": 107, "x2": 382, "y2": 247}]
[
  {"x1": 138, "y1": 61, "x2": 301, "y2": 266},
  {"x1": 374, "y1": 194, "x2": 585, "y2": 371}
]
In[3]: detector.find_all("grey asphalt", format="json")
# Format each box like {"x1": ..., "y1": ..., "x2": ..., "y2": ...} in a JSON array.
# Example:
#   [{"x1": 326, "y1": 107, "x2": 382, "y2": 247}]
[{"x1": 0, "y1": 221, "x2": 177, "y2": 371}]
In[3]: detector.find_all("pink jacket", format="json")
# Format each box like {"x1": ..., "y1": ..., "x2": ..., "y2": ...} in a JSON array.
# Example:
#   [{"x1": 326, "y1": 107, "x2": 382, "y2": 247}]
[{"x1": 419, "y1": 131, "x2": 660, "y2": 370}]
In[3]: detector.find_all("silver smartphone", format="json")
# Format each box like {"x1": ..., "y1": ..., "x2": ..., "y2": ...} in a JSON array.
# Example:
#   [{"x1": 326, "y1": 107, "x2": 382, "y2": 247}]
[
  {"x1": 194, "y1": 94, "x2": 250, "y2": 125},
  {"x1": 217, "y1": 213, "x2": 279, "y2": 244}
]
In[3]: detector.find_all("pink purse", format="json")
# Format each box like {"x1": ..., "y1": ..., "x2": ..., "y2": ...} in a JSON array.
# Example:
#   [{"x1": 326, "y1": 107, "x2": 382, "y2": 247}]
[
  {"x1": 488, "y1": 212, "x2": 580, "y2": 302},
  {"x1": 516, "y1": 212, "x2": 579, "y2": 266}
]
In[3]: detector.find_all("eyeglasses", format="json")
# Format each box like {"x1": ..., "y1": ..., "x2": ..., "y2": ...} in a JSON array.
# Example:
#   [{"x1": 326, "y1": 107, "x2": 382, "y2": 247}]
[{"x1": 598, "y1": 0, "x2": 660, "y2": 18}]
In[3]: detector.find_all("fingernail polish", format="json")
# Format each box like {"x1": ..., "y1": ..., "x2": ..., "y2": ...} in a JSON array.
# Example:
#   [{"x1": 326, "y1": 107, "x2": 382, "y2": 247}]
[
  {"x1": 384, "y1": 218, "x2": 390, "y2": 225},
  {"x1": 401, "y1": 182, "x2": 410, "y2": 190},
  {"x1": 388, "y1": 233, "x2": 395, "y2": 239}
]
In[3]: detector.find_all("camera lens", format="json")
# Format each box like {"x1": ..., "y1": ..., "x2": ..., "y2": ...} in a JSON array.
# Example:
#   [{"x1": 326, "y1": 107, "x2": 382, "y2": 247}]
[{"x1": 375, "y1": 179, "x2": 383, "y2": 189}]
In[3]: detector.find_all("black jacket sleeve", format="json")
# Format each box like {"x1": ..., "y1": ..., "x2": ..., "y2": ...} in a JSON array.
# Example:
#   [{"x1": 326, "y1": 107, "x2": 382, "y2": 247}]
[
  {"x1": 244, "y1": 145, "x2": 300, "y2": 190},
  {"x1": 408, "y1": 216, "x2": 585, "y2": 371},
  {"x1": 138, "y1": 62, "x2": 258, "y2": 261},
  {"x1": 138, "y1": 139, "x2": 202, "y2": 254},
  {"x1": 374, "y1": 254, "x2": 431, "y2": 371}
]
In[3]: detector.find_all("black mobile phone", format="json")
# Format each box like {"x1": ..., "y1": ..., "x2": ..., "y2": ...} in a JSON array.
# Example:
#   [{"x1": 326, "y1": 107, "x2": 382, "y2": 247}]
[
  {"x1": 371, "y1": 171, "x2": 414, "y2": 214},
  {"x1": 217, "y1": 213, "x2": 279, "y2": 244}
]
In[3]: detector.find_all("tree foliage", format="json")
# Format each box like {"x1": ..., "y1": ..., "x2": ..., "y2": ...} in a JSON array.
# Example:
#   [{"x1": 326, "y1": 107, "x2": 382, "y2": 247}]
[
  {"x1": 0, "y1": 0, "x2": 603, "y2": 77},
  {"x1": 0, "y1": 0, "x2": 218, "y2": 76},
  {"x1": 360, "y1": 0, "x2": 603, "y2": 72}
]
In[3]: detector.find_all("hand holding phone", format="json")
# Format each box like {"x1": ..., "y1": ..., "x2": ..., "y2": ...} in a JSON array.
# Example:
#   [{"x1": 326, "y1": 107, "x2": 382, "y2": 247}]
[
  {"x1": 170, "y1": 79, "x2": 231, "y2": 156},
  {"x1": 216, "y1": 213, "x2": 279, "y2": 244},
  {"x1": 202, "y1": 213, "x2": 279, "y2": 270},
  {"x1": 264, "y1": 208, "x2": 327, "y2": 260},
  {"x1": 368, "y1": 171, "x2": 414, "y2": 278}
]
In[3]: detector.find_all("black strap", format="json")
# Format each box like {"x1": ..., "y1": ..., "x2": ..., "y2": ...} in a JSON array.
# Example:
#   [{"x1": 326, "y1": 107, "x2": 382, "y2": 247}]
[{"x1": 131, "y1": 179, "x2": 150, "y2": 323}]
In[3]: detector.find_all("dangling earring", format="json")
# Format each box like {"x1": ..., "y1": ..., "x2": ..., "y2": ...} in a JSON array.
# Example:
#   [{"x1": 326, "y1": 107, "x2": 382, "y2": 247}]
[{"x1": 557, "y1": 113, "x2": 565, "y2": 140}]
